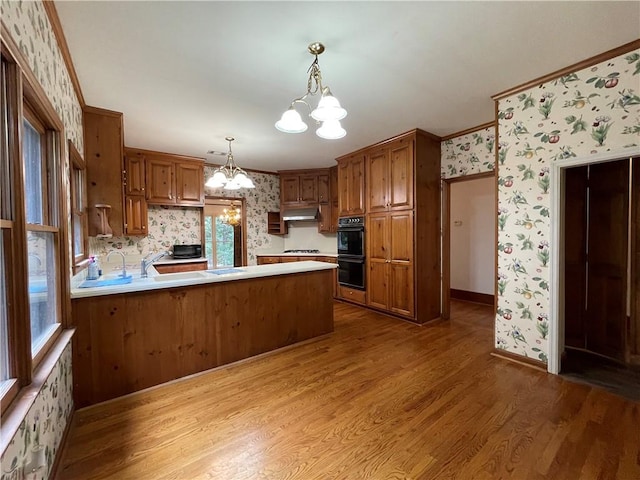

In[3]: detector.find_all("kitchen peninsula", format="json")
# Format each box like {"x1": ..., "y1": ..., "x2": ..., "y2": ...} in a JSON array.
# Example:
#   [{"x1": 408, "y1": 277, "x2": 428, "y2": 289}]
[{"x1": 71, "y1": 261, "x2": 336, "y2": 407}]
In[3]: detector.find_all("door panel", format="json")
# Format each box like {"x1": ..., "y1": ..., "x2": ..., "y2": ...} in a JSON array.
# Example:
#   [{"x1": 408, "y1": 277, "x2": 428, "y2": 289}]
[
  {"x1": 389, "y1": 263, "x2": 414, "y2": 317},
  {"x1": 390, "y1": 211, "x2": 413, "y2": 262},
  {"x1": 176, "y1": 163, "x2": 204, "y2": 205},
  {"x1": 585, "y1": 160, "x2": 629, "y2": 361},
  {"x1": 368, "y1": 261, "x2": 388, "y2": 310},
  {"x1": 367, "y1": 148, "x2": 388, "y2": 212},
  {"x1": 300, "y1": 175, "x2": 318, "y2": 202},
  {"x1": 281, "y1": 176, "x2": 300, "y2": 204},
  {"x1": 389, "y1": 141, "x2": 413, "y2": 210},
  {"x1": 367, "y1": 214, "x2": 387, "y2": 261},
  {"x1": 564, "y1": 166, "x2": 588, "y2": 348}
]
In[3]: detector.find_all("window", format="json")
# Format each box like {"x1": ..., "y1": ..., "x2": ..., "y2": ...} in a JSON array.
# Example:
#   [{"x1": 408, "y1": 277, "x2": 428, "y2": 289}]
[
  {"x1": 1, "y1": 41, "x2": 70, "y2": 411},
  {"x1": 203, "y1": 200, "x2": 245, "y2": 269},
  {"x1": 69, "y1": 141, "x2": 88, "y2": 271},
  {"x1": 23, "y1": 104, "x2": 62, "y2": 357}
]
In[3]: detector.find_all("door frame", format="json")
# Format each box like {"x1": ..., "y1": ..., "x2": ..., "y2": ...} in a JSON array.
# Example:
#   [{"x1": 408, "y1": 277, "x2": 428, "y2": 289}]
[
  {"x1": 202, "y1": 196, "x2": 248, "y2": 267},
  {"x1": 441, "y1": 171, "x2": 496, "y2": 320},
  {"x1": 549, "y1": 147, "x2": 640, "y2": 374}
]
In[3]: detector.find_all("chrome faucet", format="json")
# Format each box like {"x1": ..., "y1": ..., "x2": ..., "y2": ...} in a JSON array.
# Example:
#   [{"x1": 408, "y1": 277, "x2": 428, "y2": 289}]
[
  {"x1": 106, "y1": 250, "x2": 127, "y2": 278},
  {"x1": 140, "y1": 251, "x2": 169, "y2": 278}
]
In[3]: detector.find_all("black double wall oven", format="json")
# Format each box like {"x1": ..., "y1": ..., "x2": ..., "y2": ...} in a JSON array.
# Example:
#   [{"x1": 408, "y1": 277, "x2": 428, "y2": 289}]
[{"x1": 337, "y1": 216, "x2": 365, "y2": 290}]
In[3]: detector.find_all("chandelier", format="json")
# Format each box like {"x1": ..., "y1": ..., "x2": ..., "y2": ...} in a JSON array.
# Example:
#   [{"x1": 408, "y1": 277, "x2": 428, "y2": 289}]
[
  {"x1": 219, "y1": 203, "x2": 242, "y2": 227},
  {"x1": 275, "y1": 42, "x2": 347, "y2": 140},
  {"x1": 205, "y1": 137, "x2": 255, "y2": 190}
]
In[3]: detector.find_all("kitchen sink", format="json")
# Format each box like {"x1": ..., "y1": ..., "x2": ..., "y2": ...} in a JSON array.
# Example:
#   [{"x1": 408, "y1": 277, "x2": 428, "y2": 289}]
[{"x1": 152, "y1": 271, "x2": 208, "y2": 282}]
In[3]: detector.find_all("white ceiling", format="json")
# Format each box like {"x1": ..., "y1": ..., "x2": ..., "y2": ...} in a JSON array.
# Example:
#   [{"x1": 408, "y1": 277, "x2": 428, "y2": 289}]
[{"x1": 55, "y1": 1, "x2": 640, "y2": 172}]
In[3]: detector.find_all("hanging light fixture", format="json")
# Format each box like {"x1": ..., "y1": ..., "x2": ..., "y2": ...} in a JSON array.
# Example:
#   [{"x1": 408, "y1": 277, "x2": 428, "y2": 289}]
[
  {"x1": 275, "y1": 42, "x2": 347, "y2": 140},
  {"x1": 205, "y1": 137, "x2": 255, "y2": 190},
  {"x1": 219, "y1": 203, "x2": 242, "y2": 227}
]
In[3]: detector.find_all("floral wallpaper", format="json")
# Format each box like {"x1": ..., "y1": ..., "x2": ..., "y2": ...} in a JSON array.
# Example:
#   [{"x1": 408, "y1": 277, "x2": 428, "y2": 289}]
[
  {"x1": 495, "y1": 49, "x2": 640, "y2": 363},
  {"x1": 204, "y1": 168, "x2": 282, "y2": 265},
  {"x1": 89, "y1": 205, "x2": 203, "y2": 257},
  {"x1": 441, "y1": 125, "x2": 496, "y2": 179},
  {"x1": 0, "y1": 0, "x2": 84, "y2": 151},
  {"x1": 0, "y1": 342, "x2": 73, "y2": 480},
  {"x1": 89, "y1": 171, "x2": 282, "y2": 265}
]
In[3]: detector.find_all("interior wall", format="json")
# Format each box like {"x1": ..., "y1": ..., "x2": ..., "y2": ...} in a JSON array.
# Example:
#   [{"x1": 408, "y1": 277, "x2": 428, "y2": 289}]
[
  {"x1": 496, "y1": 47, "x2": 640, "y2": 364},
  {"x1": 450, "y1": 177, "x2": 495, "y2": 295},
  {"x1": 283, "y1": 223, "x2": 337, "y2": 252}
]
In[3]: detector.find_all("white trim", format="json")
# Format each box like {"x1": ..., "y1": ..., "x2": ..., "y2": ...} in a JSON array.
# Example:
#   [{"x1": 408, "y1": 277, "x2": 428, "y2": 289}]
[{"x1": 549, "y1": 146, "x2": 639, "y2": 374}]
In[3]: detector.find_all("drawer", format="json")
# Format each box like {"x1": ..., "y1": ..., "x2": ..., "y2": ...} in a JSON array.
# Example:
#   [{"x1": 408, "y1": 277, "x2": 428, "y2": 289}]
[{"x1": 338, "y1": 285, "x2": 366, "y2": 305}]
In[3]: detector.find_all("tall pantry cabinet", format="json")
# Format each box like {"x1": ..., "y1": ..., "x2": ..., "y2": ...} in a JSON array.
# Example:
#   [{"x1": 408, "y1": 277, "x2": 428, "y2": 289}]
[{"x1": 337, "y1": 129, "x2": 441, "y2": 324}]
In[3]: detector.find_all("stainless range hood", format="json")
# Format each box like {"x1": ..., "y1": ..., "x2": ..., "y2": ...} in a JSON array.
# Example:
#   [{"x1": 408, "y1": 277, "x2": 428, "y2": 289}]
[{"x1": 281, "y1": 207, "x2": 318, "y2": 221}]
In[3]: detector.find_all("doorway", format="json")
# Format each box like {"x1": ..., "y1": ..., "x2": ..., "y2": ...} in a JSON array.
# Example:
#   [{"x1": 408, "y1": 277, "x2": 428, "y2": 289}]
[
  {"x1": 442, "y1": 171, "x2": 496, "y2": 319},
  {"x1": 202, "y1": 197, "x2": 247, "y2": 268},
  {"x1": 560, "y1": 156, "x2": 639, "y2": 398}
]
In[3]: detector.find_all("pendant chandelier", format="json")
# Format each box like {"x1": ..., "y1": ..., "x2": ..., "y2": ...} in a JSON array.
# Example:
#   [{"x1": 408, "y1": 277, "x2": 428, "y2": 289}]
[
  {"x1": 275, "y1": 42, "x2": 347, "y2": 140},
  {"x1": 219, "y1": 203, "x2": 242, "y2": 227},
  {"x1": 205, "y1": 137, "x2": 255, "y2": 190}
]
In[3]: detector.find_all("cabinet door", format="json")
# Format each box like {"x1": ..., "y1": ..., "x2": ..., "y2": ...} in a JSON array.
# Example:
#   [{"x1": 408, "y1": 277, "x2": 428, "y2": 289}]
[
  {"x1": 367, "y1": 213, "x2": 389, "y2": 310},
  {"x1": 317, "y1": 173, "x2": 330, "y2": 203},
  {"x1": 389, "y1": 211, "x2": 414, "y2": 317},
  {"x1": 347, "y1": 157, "x2": 366, "y2": 215},
  {"x1": 176, "y1": 162, "x2": 204, "y2": 205},
  {"x1": 257, "y1": 256, "x2": 281, "y2": 265},
  {"x1": 367, "y1": 148, "x2": 389, "y2": 213},
  {"x1": 124, "y1": 153, "x2": 146, "y2": 196},
  {"x1": 318, "y1": 203, "x2": 332, "y2": 233},
  {"x1": 337, "y1": 161, "x2": 350, "y2": 216},
  {"x1": 124, "y1": 195, "x2": 148, "y2": 235},
  {"x1": 389, "y1": 140, "x2": 414, "y2": 210},
  {"x1": 300, "y1": 174, "x2": 318, "y2": 203},
  {"x1": 146, "y1": 158, "x2": 175, "y2": 204},
  {"x1": 281, "y1": 175, "x2": 301, "y2": 204}
]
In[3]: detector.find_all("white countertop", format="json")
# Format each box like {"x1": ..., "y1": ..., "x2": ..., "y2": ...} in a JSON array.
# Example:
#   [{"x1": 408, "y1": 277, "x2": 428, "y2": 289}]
[{"x1": 71, "y1": 261, "x2": 337, "y2": 299}]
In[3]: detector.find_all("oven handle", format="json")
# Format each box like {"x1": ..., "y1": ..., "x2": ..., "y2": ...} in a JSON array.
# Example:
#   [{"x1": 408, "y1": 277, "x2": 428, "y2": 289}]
[{"x1": 337, "y1": 226, "x2": 365, "y2": 232}]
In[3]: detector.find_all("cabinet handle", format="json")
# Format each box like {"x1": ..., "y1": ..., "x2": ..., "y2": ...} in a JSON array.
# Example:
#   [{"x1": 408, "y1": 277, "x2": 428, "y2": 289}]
[
  {"x1": 142, "y1": 226, "x2": 146, "y2": 230},
  {"x1": 141, "y1": 187, "x2": 145, "y2": 191},
  {"x1": 169, "y1": 194, "x2": 173, "y2": 199}
]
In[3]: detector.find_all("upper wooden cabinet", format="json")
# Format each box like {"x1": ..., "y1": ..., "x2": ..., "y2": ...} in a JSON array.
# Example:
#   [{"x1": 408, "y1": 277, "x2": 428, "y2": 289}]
[
  {"x1": 366, "y1": 138, "x2": 414, "y2": 213},
  {"x1": 84, "y1": 106, "x2": 125, "y2": 237},
  {"x1": 280, "y1": 171, "x2": 322, "y2": 205},
  {"x1": 136, "y1": 151, "x2": 204, "y2": 206},
  {"x1": 336, "y1": 153, "x2": 365, "y2": 217},
  {"x1": 124, "y1": 151, "x2": 146, "y2": 196},
  {"x1": 317, "y1": 173, "x2": 330, "y2": 203}
]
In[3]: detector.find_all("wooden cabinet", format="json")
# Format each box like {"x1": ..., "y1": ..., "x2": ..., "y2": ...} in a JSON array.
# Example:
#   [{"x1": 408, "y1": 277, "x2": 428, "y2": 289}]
[
  {"x1": 140, "y1": 151, "x2": 204, "y2": 206},
  {"x1": 175, "y1": 162, "x2": 204, "y2": 205},
  {"x1": 267, "y1": 211, "x2": 288, "y2": 235},
  {"x1": 256, "y1": 255, "x2": 339, "y2": 298},
  {"x1": 318, "y1": 173, "x2": 330, "y2": 203},
  {"x1": 280, "y1": 172, "x2": 319, "y2": 205},
  {"x1": 154, "y1": 260, "x2": 207, "y2": 274},
  {"x1": 338, "y1": 129, "x2": 441, "y2": 324},
  {"x1": 124, "y1": 153, "x2": 146, "y2": 196},
  {"x1": 124, "y1": 196, "x2": 148, "y2": 235},
  {"x1": 366, "y1": 138, "x2": 414, "y2": 213},
  {"x1": 123, "y1": 149, "x2": 149, "y2": 235},
  {"x1": 367, "y1": 211, "x2": 414, "y2": 318},
  {"x1": 336, "y1": 153, "x2": 365, "y2": 217},
  {"x1": 84, "y1": 106, "x2": 125, "y2": 237},
  {"x1": 318, "y1": 167, "x2": 339, "y2": 234}
]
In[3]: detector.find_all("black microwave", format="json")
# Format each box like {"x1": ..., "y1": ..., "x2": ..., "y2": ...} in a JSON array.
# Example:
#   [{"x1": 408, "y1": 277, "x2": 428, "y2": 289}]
[{"x1": 172, "y1": 244, "x2": 202, "y2": 259}]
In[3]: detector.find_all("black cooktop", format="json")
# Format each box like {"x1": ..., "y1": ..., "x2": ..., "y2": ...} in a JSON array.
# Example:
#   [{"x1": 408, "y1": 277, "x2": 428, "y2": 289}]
[{"x1": 284, "y1": 249, "x2": 320, "y2": 254}]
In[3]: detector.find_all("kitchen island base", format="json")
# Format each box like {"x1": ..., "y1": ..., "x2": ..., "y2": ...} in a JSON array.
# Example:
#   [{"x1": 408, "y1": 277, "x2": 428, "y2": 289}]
[{"x1": 72, "y1": 269, "x2": 334, "y2": 407}]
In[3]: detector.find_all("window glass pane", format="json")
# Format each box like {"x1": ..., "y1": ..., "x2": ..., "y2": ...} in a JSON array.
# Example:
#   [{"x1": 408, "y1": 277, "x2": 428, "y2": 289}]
[
  {"x1": 215, "y1": 217, "x2": 234, "y2": 267},
  {"x1": 0, "y1": 229, "x2": 9, "y2": 382},
  {"x1": 23, "y1": 118, "x2": 44, "y2": 225},
  {"x1": 73, "y1": 212, "x2": 84, "y2": 257},
  {"x1": 27, "y1": 230, "x2": 58, "y2": 353},
  {"x1": 73, "y1": 167, "x2": 83, "y2": 211},
  {"x1": 1, "y1": 60, "x2": 12, "y2": 220},
  {"x1": 204, "y1": 215, "x2": 213, "y2": 268}
]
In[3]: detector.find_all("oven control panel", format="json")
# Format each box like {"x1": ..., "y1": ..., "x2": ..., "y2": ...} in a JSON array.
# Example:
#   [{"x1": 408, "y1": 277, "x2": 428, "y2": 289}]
[{"x1": 338, "y1": 216, "x2": 364, "y2": 226}]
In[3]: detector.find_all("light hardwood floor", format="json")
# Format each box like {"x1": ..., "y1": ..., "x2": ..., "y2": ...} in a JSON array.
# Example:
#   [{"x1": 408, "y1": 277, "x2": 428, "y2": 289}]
[{"x1": 57, "y1": 301, "x2": 640, "y2": 479}]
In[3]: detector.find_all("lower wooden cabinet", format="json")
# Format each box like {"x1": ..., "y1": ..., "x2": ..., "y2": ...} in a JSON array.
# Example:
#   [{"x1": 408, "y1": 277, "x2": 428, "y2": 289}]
[
  {"x1": 338, "y1": 285, "x2": 366, "y2": 305},
  {"x1": 154, "y1": 260, "x2": 207, "y2": 274},
  {"x1": 366, "y1": 210, "x2": 414, "y2": 318},
  {"x1": 256, "y1": 255, "x2": 338, "y2": 297},
  {"x1": 72, "y1": 269, "x2": 334, "y2": 407}
]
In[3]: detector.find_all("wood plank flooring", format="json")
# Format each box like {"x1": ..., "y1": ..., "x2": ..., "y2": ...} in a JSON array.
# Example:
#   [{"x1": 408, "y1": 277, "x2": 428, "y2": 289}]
[{"x1": 57, "y1": 301, "x2": 640, "y2": 480}]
